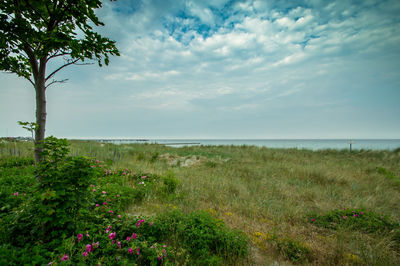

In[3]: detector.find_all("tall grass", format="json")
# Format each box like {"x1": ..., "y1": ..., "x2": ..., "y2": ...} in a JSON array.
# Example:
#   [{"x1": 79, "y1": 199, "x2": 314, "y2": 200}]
[{"x1": 1, "y1": 139, "x2": 399, "y2": 264}]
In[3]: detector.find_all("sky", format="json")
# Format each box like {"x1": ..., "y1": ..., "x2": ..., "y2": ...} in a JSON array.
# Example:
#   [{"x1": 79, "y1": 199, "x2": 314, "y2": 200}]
[{"x1": 1, "y1": 0, "x2": 400, "y2": 139}]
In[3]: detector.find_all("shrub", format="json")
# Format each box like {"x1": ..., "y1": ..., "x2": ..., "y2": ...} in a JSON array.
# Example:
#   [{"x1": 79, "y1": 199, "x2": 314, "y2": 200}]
[
  {"x1": 310, "y1": 208, "x2": 398, "y2": 233},
  {"x1": 276, "y1": 238, "x2": 312, "y2": 263}
]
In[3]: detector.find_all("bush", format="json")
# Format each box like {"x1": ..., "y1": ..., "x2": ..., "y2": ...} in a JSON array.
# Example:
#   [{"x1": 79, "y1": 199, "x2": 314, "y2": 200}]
[
  {"x1": 310, "y1": 208, "x2": 398, "y2": 233},
  {"x1": 276, "y1": 238, "x2": 312, "y2": 263}
]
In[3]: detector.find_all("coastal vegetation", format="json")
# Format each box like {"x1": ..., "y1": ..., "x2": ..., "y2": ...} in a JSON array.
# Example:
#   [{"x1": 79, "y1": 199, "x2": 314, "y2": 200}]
[{"x1": 1, "y1": 138, "x2": 400, "y2": 265}]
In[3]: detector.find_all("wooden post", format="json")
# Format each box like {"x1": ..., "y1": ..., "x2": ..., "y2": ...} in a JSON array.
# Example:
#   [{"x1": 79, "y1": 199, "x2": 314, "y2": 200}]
[{"x1": 349, "y1": 140, "x2": 354, "y2": 152}]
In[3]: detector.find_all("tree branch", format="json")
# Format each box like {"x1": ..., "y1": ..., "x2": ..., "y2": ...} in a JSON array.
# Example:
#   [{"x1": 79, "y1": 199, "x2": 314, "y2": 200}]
[
  {"x1": 47, "y1": 51, "x2": 72, "y2": 62},
  {"x1": 46, "y1": 78, "x2": 68, "y2": 89},
  {"x1": 45, "y1": 58, "x2": 80, "y2": 81}
]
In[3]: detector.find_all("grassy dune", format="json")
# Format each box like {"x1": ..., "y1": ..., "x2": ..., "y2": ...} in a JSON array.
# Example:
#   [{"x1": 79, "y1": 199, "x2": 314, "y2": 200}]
[{"x1": 1, "y1": 140, "x2": 400, "y2": 264}]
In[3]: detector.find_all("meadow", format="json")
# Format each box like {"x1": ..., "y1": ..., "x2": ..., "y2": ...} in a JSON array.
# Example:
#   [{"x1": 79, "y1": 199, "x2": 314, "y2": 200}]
[{"x1": 1, "y1": 138, "x2": 400, "y2": 265}]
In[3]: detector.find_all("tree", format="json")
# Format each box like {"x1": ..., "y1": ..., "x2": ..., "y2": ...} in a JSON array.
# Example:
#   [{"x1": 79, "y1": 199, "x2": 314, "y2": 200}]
[{"x1": 0, "y1": 0, "x2": 119, "y2": 163}]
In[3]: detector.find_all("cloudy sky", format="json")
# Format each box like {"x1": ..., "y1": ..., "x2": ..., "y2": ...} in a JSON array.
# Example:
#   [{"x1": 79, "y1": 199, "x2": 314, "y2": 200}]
[{"x1": 1, "y1": 0, "x2": 400, "y2": 139}]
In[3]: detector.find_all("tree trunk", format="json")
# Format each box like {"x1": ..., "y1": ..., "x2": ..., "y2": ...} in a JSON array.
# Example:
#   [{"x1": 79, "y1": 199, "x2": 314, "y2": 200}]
[{"x1": 34, "y1": 60, "x2": 47, "y2": 164}]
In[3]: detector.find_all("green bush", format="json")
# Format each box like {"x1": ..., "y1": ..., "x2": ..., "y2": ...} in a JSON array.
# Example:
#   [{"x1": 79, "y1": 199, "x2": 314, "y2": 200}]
[
  {"x1": 276, "y1": 238, "x2": 312, "y2": 263},
  {"x1": 310, "y1": 208, "x2": 398, "y2": 233}
]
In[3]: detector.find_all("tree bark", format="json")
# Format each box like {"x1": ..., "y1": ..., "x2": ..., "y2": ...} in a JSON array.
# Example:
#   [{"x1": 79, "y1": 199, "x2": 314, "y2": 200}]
[{"x1": 34, "y1": 59, "x2": 47, "y2": 163}]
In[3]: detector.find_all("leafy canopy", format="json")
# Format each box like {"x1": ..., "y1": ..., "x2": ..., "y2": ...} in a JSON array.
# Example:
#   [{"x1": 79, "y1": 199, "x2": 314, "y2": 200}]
[{"x1": 0, "y1": 0, "x2": 119, "y2": 84}]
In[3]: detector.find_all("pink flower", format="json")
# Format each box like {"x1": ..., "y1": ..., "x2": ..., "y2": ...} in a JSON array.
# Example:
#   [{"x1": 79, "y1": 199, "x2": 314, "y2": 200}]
[
  {"x1": 141, "y1": 176, "x2": 147, "y2": 179},
  {"x1": 95, "y1": 204, "x2": 100, "y2": 207},
  {"x1": 117, "y1": 241, "x2": 121, "y2": 249},
  {"x1": 118, "y1": 215, "x2": 122, "y2": 219},
  {"x1": 122, "y1": 172, "x2": 126, "y2": 175},
  {"x1": 115, "y1": 256, "x2": 120, "y2": 261},
  {"x1": 106, "y1": 226, "x2": 112, "y2": 233},
  {"x1": 158, "y1": 255, "x2": 163, "y2": 261},
  {"x1": 109, "y1": 210, "x2": 114, "y2": 214},
  {"x1": 163, "y1": 245, "x2": 167, "y2": 248},
  {"x1": 92, "y1": 189, "x2": 96, "y2": 192},
  {"x1": 136, "y1": 219, "x2": 145, "y2": 227},
  {"x1": 131, "y1": 233, "x2": 137, "y2": 239},
  {"x1": 311, "y1": 218, "x2": 315, "y2": 222},
  {"x1": 13, "y1": 192, "x2": 19, "y2": 196},
  {"x1": 90, "y1": 184, "x2": 95, "y2": 187},
  {"x1": 86, "y1": 233, "x2": 90, "y2": 237},
  {"x1": 149, "y1": 222, "x2": 153, "y2": 226},
  {"x1": 61, "y1": 254, "x2": 69, "y2": 261},
  {"x1": 77, "y1": 234, "x2": 83, "y2": 243},
  {"x1": 137, "y1": 248, "x2": 140, "y2": 255},
  {"x1": 353, "y1": 214, "x2": 358, "y2": 217},
  {"x1": 108, "y1": 232, "x2": 116, "y2": 240},
  {"x1": 342, "y1": 216, "x2": 348, "y2": 220},
  {"x1": 82, "y1": 251, "x2": 89, "y2": 257},
  {"x1": 343, "y1": 207, "x2": 346, "y2": 210},
  {"x1": 128, "y1": 247, "x2": 133, "y2": 254},
  {"x1": 86, "y1": 244, "x2": 93, "y2": 253},
  {"x1": 93, "y1": 241, "x2": 100, "y2": 248},
  {"x1": 126, "y1": 236, "x2": 131, "y2": 241},
  {"x1": 102, "y1": 191, "x2": 107, "y2": 194},
  {"x1": 117, "y1": 194, "x2": 120, "y2": 197},
  {"x1": 162, "y1": 249, "x2": 167, "y2": 254},
  {"x1": 112, "y1": 240, "x2": 115, "y2": 244},
  {"x1": 103, "y1": 202, "x2": 107, "y2": 205},
  {"x1": 360, "y1": 211, "x2": 364, "y2": 215}
]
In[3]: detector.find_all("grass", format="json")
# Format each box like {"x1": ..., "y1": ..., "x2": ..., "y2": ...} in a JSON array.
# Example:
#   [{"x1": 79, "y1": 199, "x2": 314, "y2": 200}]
[{"x1": 1, "y1": 139, "x2": 400, "y2": 264}]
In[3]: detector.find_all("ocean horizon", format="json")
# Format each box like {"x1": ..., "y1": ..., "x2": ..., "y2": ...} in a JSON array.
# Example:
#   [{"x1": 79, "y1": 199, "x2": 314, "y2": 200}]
[{"x1": 87, "y1": 138, "x2": 400, "y2": 151}]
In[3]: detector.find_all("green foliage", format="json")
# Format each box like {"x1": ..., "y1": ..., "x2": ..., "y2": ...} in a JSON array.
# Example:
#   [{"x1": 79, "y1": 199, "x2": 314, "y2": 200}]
[
  {"x1": 310, "y1": 208, "x2": 398, "y2": 233},
  {"x1": 152, "y1": 210, "x2": 248, "y2": 265},
  {"x1": 161, "y1": 169, "x2": 180, "y2": 194},
  {"x1": 276, "y1": 238, "x2": 312, "y2": 263},
  {"x1": 0, "y1": 157, "x2": 34, "y2": 168}
]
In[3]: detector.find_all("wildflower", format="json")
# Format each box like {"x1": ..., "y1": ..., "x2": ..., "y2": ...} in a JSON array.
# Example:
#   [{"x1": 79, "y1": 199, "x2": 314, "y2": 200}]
[
  {"x1": 162, "y1": 249, "x2": 167, "y2": 254},
  {"x1": 95, "y1": 203, "x2": 100, "y2": 207},
  {"x1": 158, "y1": 255, "x2": 163, "y2": 261},
  {"x1": 86, "y1": 233, "x2": 90, "y2": 237},
  {"x1": 117, "y1": 241, "x2": 121, "y2": 249},
  {"x1": 137, "y1": 248, "x2": 140, "y2": 255},
  {"x1": 109, "y1": 170, "x2": 112, "y2": 174},
  {"x1": 108, "y1": 232, "x2": 116, "y2": 240},
  {"x1": 116, "y1": 256, "x2": 120, "y2": 261},
  {"x1": 82, "y1": 251, "x2": 89, "y2": 257},
  {"x1": 342, "y1": 216, "x2": 348, "y2": 220},
  {"x1": 136, "y1": 219, "x2": 145, "y2": 227},
  {"x1": 106, "y1": 225, "x2": 112, "y2": 233},
  {"x1": 149, "y1": 222, "x2": 153, "y2": 226},
  {"x1": 61, "y1": 254, "x2": 69, "y2": 261},
  {"x1": 90, "y1": 184, "x2": 95, "y2": 187},
  {"x1": 77, "y1": 234, "x2": 83, "y2": 243},
  {"x1": 48, "y1": 262, "x2": 54, "y2": 265},
  {"x1": 13, "y1": 192, "x2": 19, "y2": 196},
  {"x1": 86, "y1": 244, "x2": 93, "y2": 253},
  {"x1": 141, "y1": 176, "x2": 147, "y2": 179},
  {"x1": 126, "y1": 236, "x2": 131, "y2": 241},
  {"x1": 122, "y1": 172, "x2": 126, "y2": 175},
  {"x1": 93, "y1": 241, "x2": 100, "y2": 248},
  {"x1": 128, "y1": 247, "x2": 133, "y2": 254},
  {"x1": 117, "y1": 194, "x2": 120, "y2": 197},
  {"x1": 112, "y1": 240, "x2": 115, "y2": 244},
  {"x1": 131, "y1": 233, "x2": 137, "y2": 239},
  {"x1": 311, "y1": 218, "x2": 315, "y2": 222},
  {"x1": 343, "y1": 207, "x2": 346, "y2": 210},
  {"x1": 353, "y1": 214, "x2": 358, "y2": 217},
  {"x1": 103, "y1": 202, "x2": 107, "y2": 205},
  {"x1": 92, "y1": 189, "x2": 96, "y2": 192},
  {"x1": 102, "y1": 191, "x2": 107, "y2": 194},
  {"x1": 360, "y1": 211, "x2": 365, "y2": 215},
  {"x1": 163, "y1": 245, "x2": 167, "y2": 248},
  {"x1": 118, "y1": 215, "x2": 122, "y2": 219},
  {"x1": 109, "y1": 210, "x2": 114, "y2": 214}
]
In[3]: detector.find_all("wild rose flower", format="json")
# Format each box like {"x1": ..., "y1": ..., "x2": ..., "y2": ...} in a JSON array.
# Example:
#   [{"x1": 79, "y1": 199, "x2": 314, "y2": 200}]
[
  {"x1": 86, "y1": 244, "x2": 93, "y2": 253},
  {"x1": 106, "y1": 226, "x2": 112, "y2": 233},
  {"x1": 103, "y1": 202, "x2": 107, "y2": 205},
  {"x1": 117, "y1": 241, "x2": 121, "y2": 249},
  {"x1": 163, "y1": 245, "x2": 167, "y2": 248},
  {"x1": 136, "y1": 219, "x2": 145, "y2": 227},
  {"x1": 13, "y1": 192, "x2": 19, "y2": 196},
  {"x1": 311, "y1": 218, "x2": 315, "y2": 222},
  {"x1": 93, "y1": 241, "x2": 99, "y2": 248},
  {"x1": 115, "y1": 256, "x2": 120, "y2": 261},
  {"x1": 109, "y1": 210, "x2": 114, "y2": 214},
  {"x1": 77, "y1": 234, "x2": 83, "y2": 243},
  {"x1": 149, "y1": 222, "x2": 153, "y2": 226},
  {"x1": 162, "y1": 249, "x2": 167, "y2": 254},
  {"x1": 158, "y1": 256, "x2": 163, "y2": 261},
  {"x1": 108, "y1": 232, "x2": 116, "y2": 240},
  {"x1": 126, "y1": 236, "x2": 131, "y2": 241},
  {"x1": 61, "y1": 254, "x2": 69, "y2": 261},
  {"x1": 353, "y1": 214, "x2": 358, "y2": 217},
  {"x1": 118, "y1": 215, "x2": 122, "y2": 219},
  {"x1": 112, "y1": 240, "x2": 115, "y2": 244},
  {"x1": 128, "y1": 247, "x2": 133, "y2": 254},
  {"x1": 131, "y1": 233, "x2": 137, "y2": 239},
  {"x1": 90, "y1": 184, "x2": 95, "y2": 187},
  {"x1": 342, "y1": 216, "x2": 348, "y2": 220},
  {"x1": 102, "y1": 191, "x2": 106, "y2": 194},
  {"x1": 92, "y1": 189, "x2": 96, "y2": 192},
  {"x1": 86, "y1": 233, "x2": 90, "y2": 237},
  {"x1": 141, "y1": 176, "x2": 147, "y2": 179},
  {"x1": 117, "y1": 194, "x2": 120, "y2": 197},
  {"x1": 95, "y1": 203, "x2": 100, "y2": 207},
  {"x1": 360, "y1": 211, "x2": 364, "y2": 215},
  {"x1": 82, "y1": 251, "x2": 89, "y2": 257},
  {"x1": 137, "y1": 248, "x2": 140, "y2": 255}
]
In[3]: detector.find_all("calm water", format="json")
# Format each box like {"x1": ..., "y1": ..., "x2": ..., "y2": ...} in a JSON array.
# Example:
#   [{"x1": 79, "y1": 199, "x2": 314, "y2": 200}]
[{"x1": 112, "y1": 139, "x2": 400, "y2": 151}]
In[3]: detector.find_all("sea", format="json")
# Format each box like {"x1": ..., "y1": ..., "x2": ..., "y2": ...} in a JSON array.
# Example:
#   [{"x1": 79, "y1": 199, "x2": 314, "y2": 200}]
[{"x1": 106, "y1": 139, "x2": 400, "y2": 151}]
